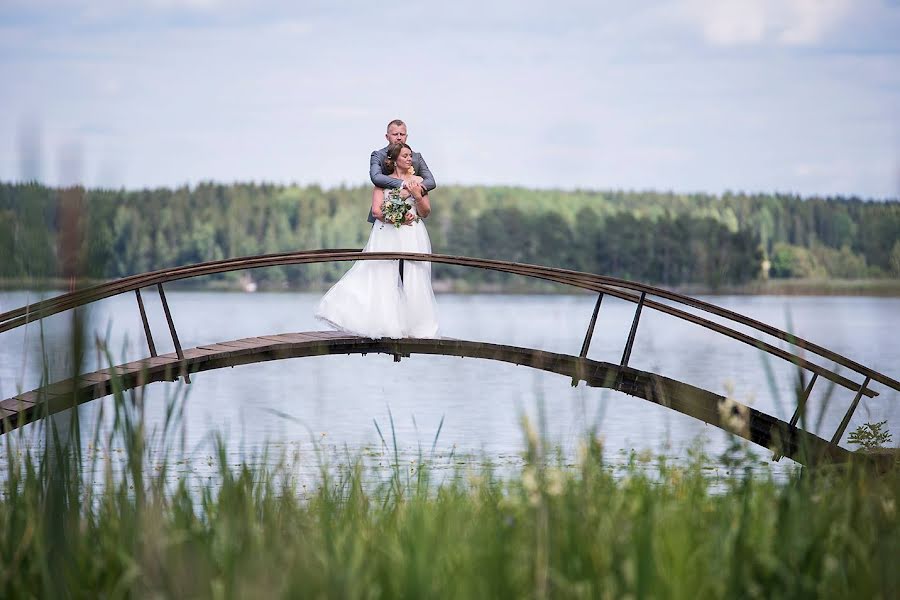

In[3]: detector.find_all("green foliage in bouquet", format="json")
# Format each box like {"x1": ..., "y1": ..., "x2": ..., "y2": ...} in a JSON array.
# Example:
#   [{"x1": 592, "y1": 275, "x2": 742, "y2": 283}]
[{"x1": 381, "y1": 188, "x2": 417, "y2": 228}]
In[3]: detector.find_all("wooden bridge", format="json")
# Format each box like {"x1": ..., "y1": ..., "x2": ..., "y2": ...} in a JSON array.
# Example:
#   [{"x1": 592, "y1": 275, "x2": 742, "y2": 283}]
[{"x1": 1, "y1": 250, "x2": 898, "y2": 466}]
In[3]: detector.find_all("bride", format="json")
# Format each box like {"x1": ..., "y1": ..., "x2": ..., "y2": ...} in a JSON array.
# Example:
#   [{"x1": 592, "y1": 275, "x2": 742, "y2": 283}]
[{"x1": 315, "y1": 142, "x2": 439, "y2": 338}]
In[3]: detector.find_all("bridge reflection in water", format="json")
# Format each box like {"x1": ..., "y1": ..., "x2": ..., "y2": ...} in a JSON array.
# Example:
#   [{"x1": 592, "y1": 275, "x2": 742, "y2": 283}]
[{"x1": 1, "y1": 250, "x2": 897, "y2": 467}]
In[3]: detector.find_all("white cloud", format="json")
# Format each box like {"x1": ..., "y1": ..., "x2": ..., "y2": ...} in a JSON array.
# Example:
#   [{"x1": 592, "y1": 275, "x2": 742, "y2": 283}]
[
  {"x1": 689, "y1": 0, "x2": 768, "y2": 45},
  {"x1": 682, "y1": 0, "x2": 855, "y2": 46},
  {"x1": 778, "y1": 0, "x2": 853, "y2": 45}
]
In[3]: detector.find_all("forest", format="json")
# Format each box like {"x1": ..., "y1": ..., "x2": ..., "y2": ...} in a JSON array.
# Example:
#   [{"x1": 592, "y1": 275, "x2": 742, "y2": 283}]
[{"x1": 1, "y1": 182, "x2": 898, "y2": 290}]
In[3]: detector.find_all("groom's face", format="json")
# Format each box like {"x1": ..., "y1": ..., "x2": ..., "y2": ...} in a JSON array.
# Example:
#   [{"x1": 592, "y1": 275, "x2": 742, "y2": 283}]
[{"x1": 386, "y1": 124, "x2": 408, "y2": 145}]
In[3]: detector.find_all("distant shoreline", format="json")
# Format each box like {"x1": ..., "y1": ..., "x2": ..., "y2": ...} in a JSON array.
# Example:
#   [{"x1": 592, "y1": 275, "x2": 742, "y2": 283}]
[
  {"x1": 3, "y1": 277, "x2": 899, "y2": 297},
  {"x1": 670, "y1": 279, "x2": 900, "y2": 297}
]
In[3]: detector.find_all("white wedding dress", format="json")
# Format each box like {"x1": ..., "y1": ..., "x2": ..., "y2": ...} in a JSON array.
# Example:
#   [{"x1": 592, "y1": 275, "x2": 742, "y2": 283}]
[{"x1": 315, "y1": 190, "x2": 439, "y2": 338}]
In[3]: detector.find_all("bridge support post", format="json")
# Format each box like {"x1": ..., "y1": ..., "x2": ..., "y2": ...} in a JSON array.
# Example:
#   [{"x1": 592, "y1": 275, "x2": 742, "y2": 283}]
[
  {"x1": 829, "y1": 376, "x2": 871, "y2": 447},
  {"x1": 572, "y1": 293, "x2": 604, "y2": 386},
  {"x1": 157, "y1": 284, "x2": 191, "y2": 384},
  {"x1": 134, "y1": 289, "x2": 157, "y2": 358},
  {"x1": 620, "y1": 292, "x2": 646, "y2": 369},
  {"x1": 580, "y1": 293, "x2": 604, "y2": 358},
  {"x1": 773, "y1": 372, "x2": 817, "y2": 461},
  {"x1": 616, "y1": 292, "x2": 646, "y2": 391},
  {"x1": 789, "y1": 372, "x2": 818, "y2": 429}
]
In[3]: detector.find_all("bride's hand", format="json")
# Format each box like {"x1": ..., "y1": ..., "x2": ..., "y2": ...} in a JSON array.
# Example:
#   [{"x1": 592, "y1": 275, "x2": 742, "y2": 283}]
[
  {"x1": 403, "y1": 211, "x2": 416, "y2": 226},
  {"x1": 408, "y1": 182, "x2": 424, "y2": 200}
]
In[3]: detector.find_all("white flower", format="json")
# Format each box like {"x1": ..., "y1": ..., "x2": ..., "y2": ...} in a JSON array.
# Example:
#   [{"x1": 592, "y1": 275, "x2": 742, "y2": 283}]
[
  {"x1": 523, "y1": 418, "x2": 539, "y2": 451},
  {"x1": 522, "y1": 467, "x2": 538, "y2": 494},
  {"x1": 717, "y1": 396, "x2": 750, "y2": 438},
  {"x1": 546, "y1": 469, "x2": 565, "y2": 496},
  {"x1": 882, "y1": 498, "x2": 896, "y2": 519}
]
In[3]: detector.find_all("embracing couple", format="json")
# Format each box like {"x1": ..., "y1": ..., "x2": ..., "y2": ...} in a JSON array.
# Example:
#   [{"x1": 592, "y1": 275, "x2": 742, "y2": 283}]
[{"x1": 315, "y1": 119, "x2": 439, "y2": 339}]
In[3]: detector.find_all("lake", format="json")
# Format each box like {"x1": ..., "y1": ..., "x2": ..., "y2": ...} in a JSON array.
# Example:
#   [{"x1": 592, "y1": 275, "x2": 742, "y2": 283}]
[{"x1": 1, "y1": 290, "x2": 898, "y2": 476}]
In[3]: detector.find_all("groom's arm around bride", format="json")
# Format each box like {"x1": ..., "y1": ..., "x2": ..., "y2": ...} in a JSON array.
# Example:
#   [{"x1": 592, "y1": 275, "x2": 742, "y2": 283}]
[
  {"x1": 368, "y1": 119, "x2": 436, "y2": 223},
  {"x1": 369, "y1": 148, "x2": 436, "y2": 192}
]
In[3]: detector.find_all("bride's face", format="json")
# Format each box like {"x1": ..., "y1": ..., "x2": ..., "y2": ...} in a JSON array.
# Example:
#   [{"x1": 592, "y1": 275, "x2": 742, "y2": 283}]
[{"x1": 396, "y1": 147, "x2": 413, "y2": 171}]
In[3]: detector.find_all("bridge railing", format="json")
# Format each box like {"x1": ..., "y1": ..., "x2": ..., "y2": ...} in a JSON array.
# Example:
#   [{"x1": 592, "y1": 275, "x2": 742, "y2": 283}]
[{"x1": 1, "y1": 249, "x2": 897, "y2": 448}]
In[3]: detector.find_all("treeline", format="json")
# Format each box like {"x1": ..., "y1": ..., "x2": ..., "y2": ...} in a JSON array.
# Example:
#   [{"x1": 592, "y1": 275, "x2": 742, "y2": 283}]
[{"x1": 1, "y1": 182, "x2": 898, "y2": 289}]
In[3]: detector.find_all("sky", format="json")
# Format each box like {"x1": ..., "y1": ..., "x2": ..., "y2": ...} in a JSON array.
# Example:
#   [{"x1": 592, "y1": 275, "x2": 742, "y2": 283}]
[{"x1": 1, "y1": 0, "x2": 899, "y2": 198}]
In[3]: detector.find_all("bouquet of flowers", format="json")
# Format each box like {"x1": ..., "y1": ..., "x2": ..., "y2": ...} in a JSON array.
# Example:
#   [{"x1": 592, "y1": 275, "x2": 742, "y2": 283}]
[{"x1": 381, "y1": 188, "x2": 418, "y2": 229}]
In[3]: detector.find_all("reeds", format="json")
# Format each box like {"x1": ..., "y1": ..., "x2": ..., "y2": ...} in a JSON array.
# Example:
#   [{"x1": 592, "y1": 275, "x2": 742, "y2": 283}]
[
  {"x1": 0, "y1": 309, "x2": 897, "y2": 598},
  {"x1": 0, "y1": 370, "x2": 897, "y2": 599}
]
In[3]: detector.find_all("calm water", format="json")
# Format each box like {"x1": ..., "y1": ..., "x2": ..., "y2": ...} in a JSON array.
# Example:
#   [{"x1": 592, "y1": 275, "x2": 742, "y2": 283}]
[{"x1": 1, "y1": 290, "x2": 898, "y2": 474}]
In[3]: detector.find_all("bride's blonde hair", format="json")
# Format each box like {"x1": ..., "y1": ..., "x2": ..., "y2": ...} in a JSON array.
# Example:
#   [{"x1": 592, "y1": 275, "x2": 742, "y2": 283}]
[{"x1": 382, "y1": 142, "x2": 415, "y2": 176}]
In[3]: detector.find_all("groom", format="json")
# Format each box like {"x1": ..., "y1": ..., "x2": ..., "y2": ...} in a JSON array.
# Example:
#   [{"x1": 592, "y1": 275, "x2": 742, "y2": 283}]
[{"x1": 368, "y1": 119, "x2": 436, "y2": 223}]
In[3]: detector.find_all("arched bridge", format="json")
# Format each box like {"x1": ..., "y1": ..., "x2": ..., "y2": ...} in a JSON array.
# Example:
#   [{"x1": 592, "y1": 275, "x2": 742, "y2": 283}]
[{"x1": 1, "y1": 250, "x2": 897, "y2": 466}]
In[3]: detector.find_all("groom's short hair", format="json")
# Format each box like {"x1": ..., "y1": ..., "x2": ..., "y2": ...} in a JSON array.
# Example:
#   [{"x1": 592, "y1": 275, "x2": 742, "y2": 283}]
[{"x1": 386, "y1": 119, "x2": 406, "y2": 131}]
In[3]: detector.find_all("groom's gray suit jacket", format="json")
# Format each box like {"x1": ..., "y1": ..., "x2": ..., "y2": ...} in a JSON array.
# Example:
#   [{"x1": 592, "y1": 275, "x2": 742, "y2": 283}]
[{"x1": 368, "y1": 146, "x2": 436, "y2": 223}]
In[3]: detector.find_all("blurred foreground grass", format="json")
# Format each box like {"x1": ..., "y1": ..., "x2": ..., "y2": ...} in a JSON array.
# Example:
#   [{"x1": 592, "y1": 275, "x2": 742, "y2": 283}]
[{"x1": 0, "y1": 381, "x2": 897, "y2": 600}]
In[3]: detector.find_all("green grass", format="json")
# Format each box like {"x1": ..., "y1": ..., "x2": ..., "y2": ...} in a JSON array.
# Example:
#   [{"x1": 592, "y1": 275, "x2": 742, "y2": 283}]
[
  {"x1": 0, "y1": 305, "x2": 897, "y2": 598},
  {"x1": 0, "y1": 381, "x2": 897, "y2": 599}
]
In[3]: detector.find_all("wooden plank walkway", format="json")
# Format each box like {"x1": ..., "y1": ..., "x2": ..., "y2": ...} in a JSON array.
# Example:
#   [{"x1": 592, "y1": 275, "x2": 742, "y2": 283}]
[{"x1": 0, "y1": 331, "x2": 849, "y2": 465}]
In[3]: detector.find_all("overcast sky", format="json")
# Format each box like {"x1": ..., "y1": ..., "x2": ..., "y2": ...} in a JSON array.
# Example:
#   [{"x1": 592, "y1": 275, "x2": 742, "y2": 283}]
[{"x1": 1, "y1": 0, "x2": 898, "y2": 198}]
